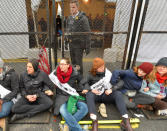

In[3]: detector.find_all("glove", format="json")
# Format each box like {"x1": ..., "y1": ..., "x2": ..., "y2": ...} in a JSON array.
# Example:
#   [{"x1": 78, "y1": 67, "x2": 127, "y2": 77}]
[{"x1": 85, "y1": 48, "x2": 90, "y2": 55}]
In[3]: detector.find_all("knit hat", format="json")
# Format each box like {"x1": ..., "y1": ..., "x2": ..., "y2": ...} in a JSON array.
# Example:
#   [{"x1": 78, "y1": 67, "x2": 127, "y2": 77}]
[
  {"x1": 92, "y1": 57, "x2": 105, "y2": 69},
  {"x1": 156, "y1": 57, "x2": 167, "y2": 67},
  {"x1": 28, "y1": 58, "x2": 39, "y2": 72},
  {"x1": 138, "y1": 62, "x2": 153, "y2": 74}
]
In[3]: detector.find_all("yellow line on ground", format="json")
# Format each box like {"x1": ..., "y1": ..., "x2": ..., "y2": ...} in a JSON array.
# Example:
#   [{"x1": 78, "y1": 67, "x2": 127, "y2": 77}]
[
  {"x1": 61, "y1": 118, "x2": 140, "y2": 124},
  {"x1": 3, "y1": 58, "x2": 94, "y2": 63},
  {"x1": 3, "y1": 59, "x2": 28, "y2": 63},
  {"x1": 86, "y1": 123, "x2": 139, "y2": 129}
]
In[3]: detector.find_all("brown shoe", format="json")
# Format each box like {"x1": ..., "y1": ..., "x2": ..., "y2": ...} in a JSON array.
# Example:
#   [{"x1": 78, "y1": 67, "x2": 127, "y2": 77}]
[
  {"x1": 92, "y1": 120, "x2": 98, "y2": 131},
  {"x1": 120, "y1": 118, "x2": 133, "y2": 131},
  {"x1": 143, "y1": 105, "x2": 153, "y2": 111},
  {"x1": 0, "y1": 118, "x2": 7, "y2": 131}
]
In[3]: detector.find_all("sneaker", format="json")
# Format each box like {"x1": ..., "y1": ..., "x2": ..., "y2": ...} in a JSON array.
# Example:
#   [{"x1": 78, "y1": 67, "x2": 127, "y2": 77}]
[
  {"x1": 0, "y1": 118, "x2": 7, "y2": 131},
  {"x1": 98, "y1": 103, "x2": 107, "y2": 118},
  {"x1": 59, "y1": 123, "x2": 64, "y2": 131},
  {"x1": 63, "y1": 124, "x2": 69, "y2": 131},
  {"x1": 157, "y1": 109, "x2": 167, "y2": 116}
]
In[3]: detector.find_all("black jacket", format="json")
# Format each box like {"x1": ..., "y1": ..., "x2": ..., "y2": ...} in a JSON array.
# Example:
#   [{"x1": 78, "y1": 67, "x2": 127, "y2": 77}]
[
  {"x1": 20, "y1": 69, "x2": 54, "y2": 97},
  {"x1": 0, "y1": 68, "x2": 19, "y2": 103},
  {"x1": 80, "y1": 72, "x2": 105, "y2": 90}
]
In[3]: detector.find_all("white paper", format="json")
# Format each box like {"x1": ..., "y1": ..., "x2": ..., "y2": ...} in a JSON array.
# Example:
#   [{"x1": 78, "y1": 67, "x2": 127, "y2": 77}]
[{"x1": 0, "y1": 85, "x2": 11, "y2": 98}]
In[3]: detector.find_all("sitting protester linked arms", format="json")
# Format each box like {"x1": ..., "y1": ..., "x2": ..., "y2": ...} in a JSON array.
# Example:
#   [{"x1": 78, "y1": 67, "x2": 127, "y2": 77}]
[
  {"x1": 80, "y1": 57, "x2": 133, "y2": 131},
  {"x1": 49, "y1": 58, "x2": 88, "y2": 131}
]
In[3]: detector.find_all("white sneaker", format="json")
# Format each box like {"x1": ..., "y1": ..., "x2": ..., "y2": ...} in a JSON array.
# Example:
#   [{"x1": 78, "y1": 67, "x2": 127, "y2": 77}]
[
  {"x1": 63, "y1": 124, "x2": 69, "y2": 131},
  {"x1": 157, "y1": 109, "x2": 167, "y2": 116}
]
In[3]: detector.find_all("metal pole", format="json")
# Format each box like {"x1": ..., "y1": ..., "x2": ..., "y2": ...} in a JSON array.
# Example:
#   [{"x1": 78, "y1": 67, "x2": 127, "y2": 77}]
[
  {"x1": 61, "y1": 0, "x2": 65, "y2": 58},
  {"x1": 123, "y1": 0, "x2": 139, "y2": 69},
  {"x1": 130, "y1": 0, "x2": 146, "y2": 68},
  {"x1": 46, "y1": 0, "x2": 52, "y2": 71},
  {"x1": 52, "y1": 0, "x2": 58, "y2": 67}
]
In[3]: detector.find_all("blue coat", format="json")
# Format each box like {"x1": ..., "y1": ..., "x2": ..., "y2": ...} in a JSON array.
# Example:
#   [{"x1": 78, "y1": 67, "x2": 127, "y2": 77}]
[
  {"x1": 111, "y1": 69, "x2": 143, "y2": 93},
  {"x1": 139, "y1": 80, "x2": 167, "y2": 98}
]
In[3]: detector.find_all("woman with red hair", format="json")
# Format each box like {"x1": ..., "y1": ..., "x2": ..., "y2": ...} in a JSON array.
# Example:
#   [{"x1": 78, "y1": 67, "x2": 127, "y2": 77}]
[{"x1": 80, "y1": 57, "x2": 133, "y2": 131}]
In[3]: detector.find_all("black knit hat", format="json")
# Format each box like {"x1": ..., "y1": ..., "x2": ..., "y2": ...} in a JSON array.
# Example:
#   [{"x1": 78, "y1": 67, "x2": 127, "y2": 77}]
[
  {"x1": 28, "y1": 58, "x2": 39, "y2": 72},
  {"x1": 156, "y1": 57, "x2": 167, "y2": 67}
]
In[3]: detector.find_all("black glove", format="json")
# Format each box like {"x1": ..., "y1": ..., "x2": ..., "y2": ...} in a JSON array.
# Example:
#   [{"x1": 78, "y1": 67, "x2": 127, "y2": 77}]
[
  {"x1": 85, "y1": 48, "x2": 90, "y2": 55},
  {"x1": 112, "y1": 80, "x2": 124, "y2": 91}
]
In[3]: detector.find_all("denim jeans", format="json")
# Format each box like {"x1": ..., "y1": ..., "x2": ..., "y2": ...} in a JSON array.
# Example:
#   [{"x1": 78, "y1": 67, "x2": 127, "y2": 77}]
[
  {"x1": 0, "y1": 101, "x2": 13, "y2": 118},
  {"x1": 60, "y1": 102, "x2": 88, "y2": 131}
]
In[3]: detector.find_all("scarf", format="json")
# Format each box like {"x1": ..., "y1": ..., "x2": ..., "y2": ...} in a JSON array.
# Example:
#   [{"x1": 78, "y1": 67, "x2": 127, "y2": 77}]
[
  {"x1": 56, "y1": 65, "x2": 72, "y2": 83},
  {"x1": 156, "y1": 73, "x2": 167, "y2": 84},
  {"x1": 91, "y1": 68, "x2": 112, "y2": 95},
  {"x1": 49, "y1": 69, "x2": 79, "y2": 96}
]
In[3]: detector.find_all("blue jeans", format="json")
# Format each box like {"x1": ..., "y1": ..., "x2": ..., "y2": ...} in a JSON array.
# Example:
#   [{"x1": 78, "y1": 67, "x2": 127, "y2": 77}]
[
  {"x1": 60, "y1": 102, "x2": 88, "y2": 131},
  {"x1": 0, "y1": 101, "x2": 13, "y2": 118}
]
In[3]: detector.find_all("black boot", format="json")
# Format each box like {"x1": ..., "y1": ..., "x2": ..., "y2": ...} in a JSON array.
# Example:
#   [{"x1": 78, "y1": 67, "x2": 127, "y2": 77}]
[
  {"x1": 92, "y1": 120, "x2": 98, "y2": 131},
  {"x1": 10, "y1": 114, "x2": 27, "y2": 122},
  {"x1": 120, "y1": 118, "x2": 133, "y2": 131}
]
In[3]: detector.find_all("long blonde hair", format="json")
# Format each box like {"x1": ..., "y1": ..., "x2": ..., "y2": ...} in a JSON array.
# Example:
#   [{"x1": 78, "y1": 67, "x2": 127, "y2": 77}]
[{"x1": 147, "y1": 66, "x2": 167, "y2": 86}]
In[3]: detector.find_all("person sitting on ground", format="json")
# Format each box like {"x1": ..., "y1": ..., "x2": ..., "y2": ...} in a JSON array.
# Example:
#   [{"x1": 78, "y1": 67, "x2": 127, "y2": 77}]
[
  {"x1": 139, "y1": 57, "x2": 167, "y2": 116},
  {"x1": 111, "y1": 62, "x2": 154, "y2": 110},
  {"x1": 80, "y1": 57, "x2": 133, "y2": 131},
  {"x1": 0, "y1": 55, "x2": 19, "y2": 130},
  {"x1": 11, "y1": 58, "x2": 54, "y2": 121},
  {"x1": 49, "y1": 58, "x2": 88, "y2": 131}
]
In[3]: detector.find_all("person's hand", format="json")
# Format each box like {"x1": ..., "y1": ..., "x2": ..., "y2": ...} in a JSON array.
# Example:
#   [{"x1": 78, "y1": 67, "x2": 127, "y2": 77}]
[
  {"x1": 144, "y1": 87, "x2": 149, "y2": 92},
  {"x1": 92, "y1": 89, "x2": 101, "y2": 95},
  {"x1": 26, "y1": 95, "x2": 37, "y2": 102},
  {"x1": 85, "y1": 48, "x2": 90, "y2": 55},
  {"x1": 105, "y1": 89, "x2": 112, "y2": 95},
  {"x1": 45, "y1": 90, "x2": 53, "y2": 96},
  {"x1": 156, "y1": 94, "x2": 164, "y2": 99},
  {"x1": 82, "y1": 90, "x2": 88, "y2": 94}
]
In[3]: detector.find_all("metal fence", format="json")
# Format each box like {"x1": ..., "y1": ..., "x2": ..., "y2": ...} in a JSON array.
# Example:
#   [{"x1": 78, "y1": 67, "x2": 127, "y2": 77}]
[
  {"x1": 0, "y1": 0, "x2": 51, "y2": 73},
  {"x1": 1, "y1": 0, "x2": 166, "y2": 75}
]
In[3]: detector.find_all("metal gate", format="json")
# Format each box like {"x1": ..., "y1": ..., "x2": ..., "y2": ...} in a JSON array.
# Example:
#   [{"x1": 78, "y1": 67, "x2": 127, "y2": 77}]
[{"x1": 55, "y1": 0, "x2": 136, "y2": 74}]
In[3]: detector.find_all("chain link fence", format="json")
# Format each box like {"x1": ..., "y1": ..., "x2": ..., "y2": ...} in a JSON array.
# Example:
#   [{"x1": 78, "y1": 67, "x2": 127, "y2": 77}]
[
  {"x1": 136, "y1": 0, "x2": 167, "y2": 65},
  {"x1": 57, "y1": 0, "x2": 133, "y2": 74},
  {"x1": 0, "y1": 0, "x2": 50, "y2": 74}
]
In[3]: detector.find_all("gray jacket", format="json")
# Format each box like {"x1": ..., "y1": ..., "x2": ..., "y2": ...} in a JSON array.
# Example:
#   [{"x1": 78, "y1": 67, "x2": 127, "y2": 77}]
[{"x1": 66, "y1": 11, "x2": 91, "y2": 49}]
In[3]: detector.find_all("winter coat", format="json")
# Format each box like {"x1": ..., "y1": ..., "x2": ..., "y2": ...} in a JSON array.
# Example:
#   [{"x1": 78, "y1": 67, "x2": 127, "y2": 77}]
[
  {"x1": 139, "y1": 80, "x2": 167, "y2": 98},
  {"x1": 80, "y1": 71, "x2": 105, "y2": 90},
  {"x1": 111, "y1": 69, "x2": 143, "y2": 94},
  {"x1": 0, "y1": 68, "x2": 19, "y2": 103},
  {"x1": 66, "y1": 11, "x2": 91, "y2": 49},
  {"x1": 54, "y1": 67, "x2": 82, "y2": 115},
  {"x1": 19, "y1": 69, "x2": 54, "y2": 97}
]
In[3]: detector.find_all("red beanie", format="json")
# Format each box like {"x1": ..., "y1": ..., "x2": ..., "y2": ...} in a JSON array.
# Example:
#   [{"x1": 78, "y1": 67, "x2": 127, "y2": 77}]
[
  {"x1": 138, "y1": 62, "x2": 153, "y2": 74},
  {"x1": 92, "y1": 57, "x2": 105, "y2": 69}
]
